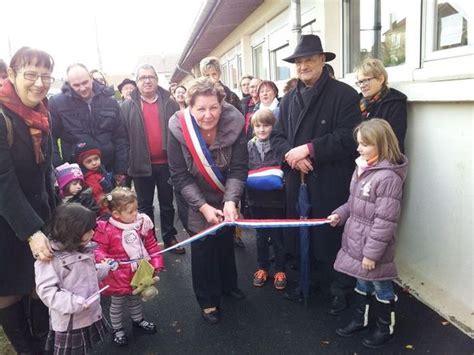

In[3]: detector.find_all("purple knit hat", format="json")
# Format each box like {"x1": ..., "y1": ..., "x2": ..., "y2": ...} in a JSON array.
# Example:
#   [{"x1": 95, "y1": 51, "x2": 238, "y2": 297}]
[{"x1": 55, "y1": 163, "x2": 84, "y2": 197}]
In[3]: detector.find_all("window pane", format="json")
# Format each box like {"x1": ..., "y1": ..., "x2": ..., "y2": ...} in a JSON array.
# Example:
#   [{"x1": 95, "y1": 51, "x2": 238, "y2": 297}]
[
  {"x1": 272, "y1": 45, "x2": 292, "y2": 81},
  {"x1": 221, "y1": 63, "x2": 228, "y2": 85},
  {"x1": 253, "y1": 45, "x2": 266, "y2": 79},
  {"x1": 435, "y1": 1, "x2": 471, "y2": 50},
  {"x1": 229, "y1": 59, "x2": 238, "y2": 91},
  {"x1": 348, "y1": 0, "x2": 407, "y2": 70}
]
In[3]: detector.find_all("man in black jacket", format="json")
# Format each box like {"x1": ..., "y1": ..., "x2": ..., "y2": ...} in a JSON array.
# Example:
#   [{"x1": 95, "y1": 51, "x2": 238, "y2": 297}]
[
  {"x1": 274, "y1": 35, "x2": 361, "y2": 314},
  {"x1": 121, "y1": 64, "x2": 184, "y2": 254},
  {"x1": 50, "y1": 63, "x2": 128, "y2": 184}
]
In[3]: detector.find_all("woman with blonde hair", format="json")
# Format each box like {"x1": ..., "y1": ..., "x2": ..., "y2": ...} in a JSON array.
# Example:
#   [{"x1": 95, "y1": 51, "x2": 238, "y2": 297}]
[{"x1": 355, "y1": 57, "x2": 407, "y2": 153}]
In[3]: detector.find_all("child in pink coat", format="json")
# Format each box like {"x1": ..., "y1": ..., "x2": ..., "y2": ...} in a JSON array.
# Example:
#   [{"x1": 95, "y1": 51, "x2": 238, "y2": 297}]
[{"x1": 93, "y1": 187, "x2": 164, "y2": 347}]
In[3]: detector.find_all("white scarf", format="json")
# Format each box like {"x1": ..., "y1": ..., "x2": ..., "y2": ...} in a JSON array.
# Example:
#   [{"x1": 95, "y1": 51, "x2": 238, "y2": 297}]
[
  {"x1": 108, "y1": 214, "x2": 154, "y2": 271},
  {"x1": 258, "y1": 97, "x2": 279, "y2": 111}
]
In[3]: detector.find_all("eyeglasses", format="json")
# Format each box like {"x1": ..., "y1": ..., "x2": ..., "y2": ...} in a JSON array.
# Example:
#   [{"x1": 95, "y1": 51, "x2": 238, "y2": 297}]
[
  {"x1": 22, "y1": 71, "x2": 55, "y2": 85},
  {"x1": 355, "y1": 77, "x2": 375, "y2": 87},
  {"x1": 137, "y1": 75, "x2": 157, "y2": 82}
]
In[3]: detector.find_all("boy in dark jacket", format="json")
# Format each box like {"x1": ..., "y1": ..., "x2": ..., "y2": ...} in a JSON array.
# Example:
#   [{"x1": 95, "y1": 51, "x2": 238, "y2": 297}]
[
  {"x1": 74, "y1": 140, "x2": 113, "y2": 215},
  {"x1": 54, "y1": 162, "x2": 99, "y2": 215},
  {"x1": 246, "y1": 109, "x2": 287, "y2": 290}
]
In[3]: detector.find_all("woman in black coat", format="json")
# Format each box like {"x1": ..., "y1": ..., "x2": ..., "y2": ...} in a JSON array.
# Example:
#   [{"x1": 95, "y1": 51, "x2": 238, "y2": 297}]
[
  {"x1": 355, "y1": 57, "x2": 407, "y2": 153},
  {"x1": 0, "y1": 47, "x2": 56, "y2": 353}
]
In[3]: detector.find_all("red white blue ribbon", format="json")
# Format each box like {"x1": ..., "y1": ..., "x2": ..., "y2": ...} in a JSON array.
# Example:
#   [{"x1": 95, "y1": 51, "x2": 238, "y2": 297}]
[
  {"x1": 117, "y1": 218, "x2": 329, "y2": 264},
  {"x1": 178, "y1": 109, "x2": 226, "y2": 193}
]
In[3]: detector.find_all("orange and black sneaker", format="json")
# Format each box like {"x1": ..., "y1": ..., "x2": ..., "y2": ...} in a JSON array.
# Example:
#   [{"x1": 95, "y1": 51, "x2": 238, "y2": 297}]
[
  {"x1": 253, "y1": 269, "x2": 268, "y2": 287},
  {"x1": 274, "y1": 272, "x2": 287, "y2": 290}
]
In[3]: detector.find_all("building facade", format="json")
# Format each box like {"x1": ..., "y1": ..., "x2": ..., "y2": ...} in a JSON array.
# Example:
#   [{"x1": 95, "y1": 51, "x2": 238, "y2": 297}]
[{"x1": 172, "y1": 0, "x2": 474, "y2": 336}]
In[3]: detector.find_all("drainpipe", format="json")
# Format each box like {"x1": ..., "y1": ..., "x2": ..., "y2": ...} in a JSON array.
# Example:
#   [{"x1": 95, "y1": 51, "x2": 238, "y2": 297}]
[
  {"x1": 290, "y1": 0, "x2": 302, "y2": 45},
  {"x1": 289, "y1": 0, "x2": 301, "y2": 77}
]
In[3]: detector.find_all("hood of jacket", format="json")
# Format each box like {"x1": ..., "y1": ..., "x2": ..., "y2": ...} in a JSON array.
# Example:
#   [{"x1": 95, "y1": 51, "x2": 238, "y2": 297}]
[{"x1": 364, "y1": 154, "x2": 408, "y2": 182}]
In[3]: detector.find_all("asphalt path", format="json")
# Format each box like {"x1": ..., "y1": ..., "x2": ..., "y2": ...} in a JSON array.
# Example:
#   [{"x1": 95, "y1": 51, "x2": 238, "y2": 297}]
[{"x1": 92, "y1": 226, "x2": 473, "y2": 355}]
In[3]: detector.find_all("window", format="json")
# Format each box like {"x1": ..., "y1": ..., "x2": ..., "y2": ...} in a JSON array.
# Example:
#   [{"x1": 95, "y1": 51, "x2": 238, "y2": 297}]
[
  {"x1": 252, "y1": 44, "x2": 266, "y2": 79},
  {"x1": 229, "y1": 58, "x2": 239, "y2": 91},
  {"x1": 271, "y1": 45, "x2": 292, "y2": 81},
  {"x1": 344, "y1": 0, "x2": 408, "y2": 73},
  {"x1": 221, "y1": 63, "x2": 228, "y2": 85},
  {"x1": 434, "y1": 1, "x2": 471, "y2": 51}
]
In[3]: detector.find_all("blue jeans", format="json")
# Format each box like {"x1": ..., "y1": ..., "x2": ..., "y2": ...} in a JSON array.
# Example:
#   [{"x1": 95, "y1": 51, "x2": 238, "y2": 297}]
[{"x1": 356, "y1": 279, "x2": 395, "y2": 302}]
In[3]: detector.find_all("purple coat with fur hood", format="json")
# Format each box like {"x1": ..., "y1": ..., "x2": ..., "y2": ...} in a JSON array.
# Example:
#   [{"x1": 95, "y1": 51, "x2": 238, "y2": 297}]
[{"x1": 333, "y1": 155, "x2": 408, "y2": 281}]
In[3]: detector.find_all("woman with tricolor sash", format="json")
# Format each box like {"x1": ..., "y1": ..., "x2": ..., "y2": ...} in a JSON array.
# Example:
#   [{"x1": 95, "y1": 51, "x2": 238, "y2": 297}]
[{"x1": 167, "y1": 77, "x2": 248, "y2": 324}]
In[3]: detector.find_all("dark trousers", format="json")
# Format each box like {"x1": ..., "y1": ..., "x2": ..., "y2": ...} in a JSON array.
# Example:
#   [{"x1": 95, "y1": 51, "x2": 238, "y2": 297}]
[
  {"x1": 133, "y1": 164, "x2": 177, "y2": 244},
  {"x1": 314, "y1": 259, "x2": 355, "y2": 297},
  {"x1": 0, "y1": 296, "x2": 49, "y2": 353},
  {"x1": 190, "y1": 227, "x2": 238, "y2": 309},
  {"x1": 249, "y1": 205, "x2": 286, "y2": 272}
]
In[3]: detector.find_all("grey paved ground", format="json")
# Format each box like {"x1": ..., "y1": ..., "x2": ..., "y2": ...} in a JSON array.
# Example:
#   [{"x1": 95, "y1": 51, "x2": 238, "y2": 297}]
[{"x1": 93, "y1": 226, "x2": 473, "y2": 355}]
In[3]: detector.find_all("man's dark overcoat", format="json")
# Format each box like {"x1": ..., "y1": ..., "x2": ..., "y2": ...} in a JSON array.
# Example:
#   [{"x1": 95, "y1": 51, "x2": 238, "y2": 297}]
[{"x1": 275, "y1": 69, "x2": 361, "y2": 262}]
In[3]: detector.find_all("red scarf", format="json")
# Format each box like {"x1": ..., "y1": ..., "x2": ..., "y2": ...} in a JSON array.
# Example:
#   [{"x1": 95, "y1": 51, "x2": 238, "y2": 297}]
[
  {"x1": 360, "y1": 87, "x2": 388, "y2": 120},
  {"x1": 0, "y1": 81, "x2": 50, "y2": 163}
]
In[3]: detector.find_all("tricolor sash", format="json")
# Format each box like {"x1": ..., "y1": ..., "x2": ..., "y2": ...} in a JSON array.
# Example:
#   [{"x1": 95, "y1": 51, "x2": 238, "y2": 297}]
[{"x1": 178, "y1": 109, "x2": 225, "y2": 193}]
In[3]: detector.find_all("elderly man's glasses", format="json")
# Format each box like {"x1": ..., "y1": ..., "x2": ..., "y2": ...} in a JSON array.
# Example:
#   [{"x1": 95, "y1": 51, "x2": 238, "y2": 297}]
[
  {"x1": 138, "y1": 75, "x2": 157, "y2": 82},
  {"x1": 355, "y1": 77, "x2": 375, "y2": 87},
  {"x1": 22, "y1": 71, "x2": 55, "y2": 85}
]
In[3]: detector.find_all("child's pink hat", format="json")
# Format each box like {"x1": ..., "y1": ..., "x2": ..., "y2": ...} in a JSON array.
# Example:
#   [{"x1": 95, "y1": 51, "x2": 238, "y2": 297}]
[{"x1": 54, "y1": 163, "x2": 84, "y2": 196}]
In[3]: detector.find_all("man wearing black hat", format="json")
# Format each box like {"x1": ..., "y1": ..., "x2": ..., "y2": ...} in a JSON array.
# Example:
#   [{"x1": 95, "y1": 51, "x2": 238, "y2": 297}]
[
  {"x1": 274, "y1": 34, "x2": 361, "y2": 314},
  {"x1": 118, "y1": 78, "x2": 137, "y2": 102}
]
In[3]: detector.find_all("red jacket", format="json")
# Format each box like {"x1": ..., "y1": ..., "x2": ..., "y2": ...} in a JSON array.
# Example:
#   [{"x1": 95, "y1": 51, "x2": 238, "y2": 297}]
[
  {"x1": 84, "y1": 170, "x2": 108, "y2": 214},
  {"x1": 93, "y1": 216, "x2": 164, "y2": 296}
]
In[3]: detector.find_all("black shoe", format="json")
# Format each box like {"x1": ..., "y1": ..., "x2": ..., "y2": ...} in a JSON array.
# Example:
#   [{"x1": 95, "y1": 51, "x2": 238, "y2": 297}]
[
  {"x1": 223, "y1": 288, "x2": 246, "y2": 300},
  {"x1": 201, "y1": 309, "x2": 221, "y2": 324},
  {"x1": 164, "y1": 238, "x2": 186, "y2": 254},
  {"x1": 132, "y1": 319, "x2": 157, "y2": 334},
  {"x1": 283, "y1": 287, "x2": 304, "y2": 302},
  {"x1": 327, "y1": 296, "x2": 348, "y2": 315},
  {"x1": 112, "y1": 329, "x2": 128, "y2": 347}
]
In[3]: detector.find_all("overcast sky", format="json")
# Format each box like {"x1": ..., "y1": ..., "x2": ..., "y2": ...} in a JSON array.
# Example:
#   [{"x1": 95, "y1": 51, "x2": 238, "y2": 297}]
[{"x1": 0, "y1": 0, "x2": 204, "y2": 79}]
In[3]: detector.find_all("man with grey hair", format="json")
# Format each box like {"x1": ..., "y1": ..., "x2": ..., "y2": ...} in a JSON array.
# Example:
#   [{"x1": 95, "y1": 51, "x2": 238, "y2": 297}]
[
  {"x1": 121, "y1": 64, "x2": 184, "y2": 254},
  {"x1": 50, "y1": 63, "x2": 128, "y2": 182}
]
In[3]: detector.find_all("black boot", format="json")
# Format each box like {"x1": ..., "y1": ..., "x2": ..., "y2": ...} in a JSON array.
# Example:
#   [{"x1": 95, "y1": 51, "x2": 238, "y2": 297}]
[
  {"x1": 362, "y1": 298, "x2": 396, "y2": 348},
  {"x1": 28, "y1": 297, "x2": 50, "y2": 354},
  {"x1": 0, "y1": 300, "x2": 34, "y2": 354},
  {"x1": 336, "y1": 290, "x2": 371, "y2": 337}
]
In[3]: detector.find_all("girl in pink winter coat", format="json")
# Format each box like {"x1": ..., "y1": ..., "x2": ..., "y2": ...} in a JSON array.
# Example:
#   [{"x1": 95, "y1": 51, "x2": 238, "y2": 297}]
[
  {"x1": 327, "y1": 119, "x2": 408, "y2": 349},
  {"x1": 93, "y1": 187, "x2": 164, "y2": 347}
]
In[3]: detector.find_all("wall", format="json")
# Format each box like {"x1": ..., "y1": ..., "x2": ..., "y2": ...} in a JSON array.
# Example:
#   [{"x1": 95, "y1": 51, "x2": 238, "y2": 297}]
[{"x1": 395, "y1": 98, "x2": 474, "y2": 335}]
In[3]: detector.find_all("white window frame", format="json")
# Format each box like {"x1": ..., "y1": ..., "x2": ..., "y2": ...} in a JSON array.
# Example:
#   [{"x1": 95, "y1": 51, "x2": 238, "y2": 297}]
[{"x1": 414, "y1": 0, "x2": 474, "y2": 81}]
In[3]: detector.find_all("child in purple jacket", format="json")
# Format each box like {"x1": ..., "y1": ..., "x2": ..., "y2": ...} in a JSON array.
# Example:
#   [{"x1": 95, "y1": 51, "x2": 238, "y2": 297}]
[
  {"x1": 35, "y1": 204, "x2": 113, "y2": 354},
  {"x1": 328, "y1": 118, "x2": 408, "y2": 348}
]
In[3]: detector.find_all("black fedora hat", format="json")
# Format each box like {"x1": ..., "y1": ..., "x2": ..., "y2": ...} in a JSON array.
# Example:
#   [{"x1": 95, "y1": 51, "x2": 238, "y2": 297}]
[
  {"x1": 283, "y1": 34, "x2": 336, "y2": 63},
  {"x1": 117, "y1": 78, "x2": 137, "y2": 92}
]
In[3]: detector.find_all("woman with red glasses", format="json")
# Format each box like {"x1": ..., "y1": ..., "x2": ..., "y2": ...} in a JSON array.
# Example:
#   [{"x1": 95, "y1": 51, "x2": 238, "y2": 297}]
[{"x1": 0, "y1": 47, "x2": 56, "y2": 353}]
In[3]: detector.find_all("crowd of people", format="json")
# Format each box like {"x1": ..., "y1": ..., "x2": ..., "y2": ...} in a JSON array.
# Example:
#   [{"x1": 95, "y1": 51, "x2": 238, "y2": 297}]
[{"x1": 0, "y1": 33, "x2": 408, "y2": 354}]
